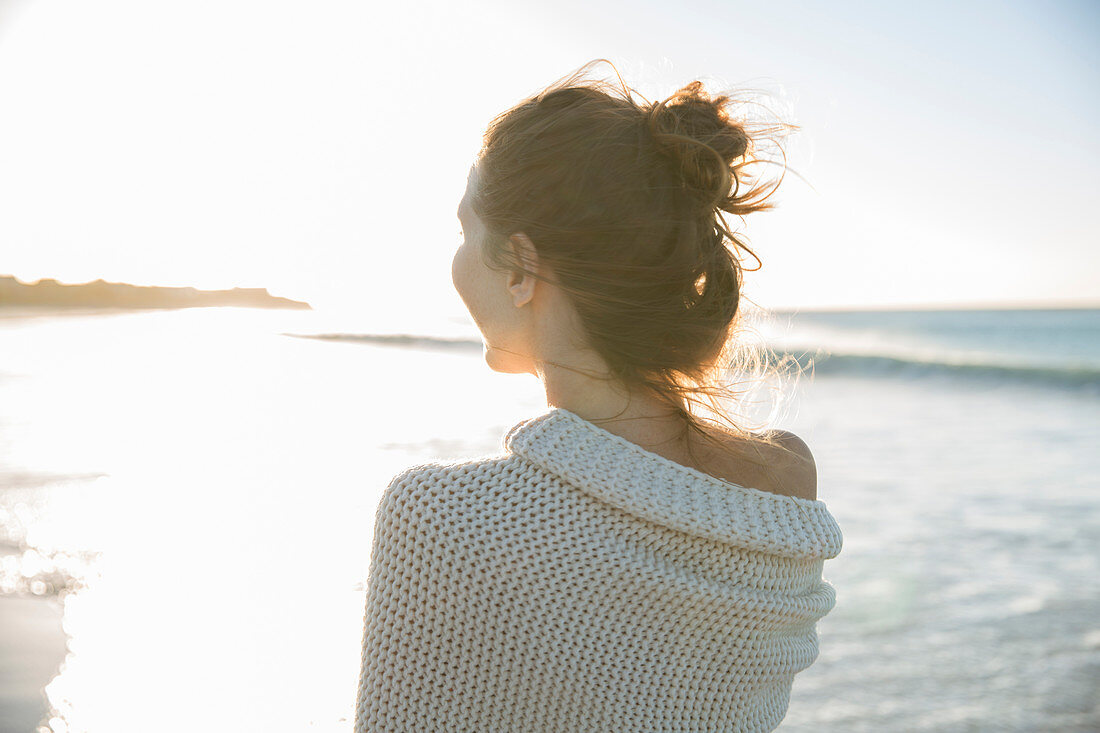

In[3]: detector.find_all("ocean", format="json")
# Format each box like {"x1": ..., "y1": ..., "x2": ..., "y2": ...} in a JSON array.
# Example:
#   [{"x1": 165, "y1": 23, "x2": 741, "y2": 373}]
[{"x1": 0, "y1": 305, "x2": 1097, "y2": 732}]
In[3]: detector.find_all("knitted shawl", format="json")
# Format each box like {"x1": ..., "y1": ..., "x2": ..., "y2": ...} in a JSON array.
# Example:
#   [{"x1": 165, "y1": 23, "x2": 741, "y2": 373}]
[{"x1": 355, "y1": 406, "x2": 843, "y2": 732}]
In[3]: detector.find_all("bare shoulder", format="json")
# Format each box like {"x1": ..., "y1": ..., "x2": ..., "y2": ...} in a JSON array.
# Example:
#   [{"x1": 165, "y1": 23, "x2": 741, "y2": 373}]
[
  {"x1": 761, "y1": 430, "x2": 818, "y2": 501},
  {"x1": 694, "y1": 426, "x2": 818, "y2": 501}
]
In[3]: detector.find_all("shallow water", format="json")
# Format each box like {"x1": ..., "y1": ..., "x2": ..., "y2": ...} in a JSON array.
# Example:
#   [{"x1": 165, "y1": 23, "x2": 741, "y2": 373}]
[{"x1": 1, "y1": 306, "x2": 1097, "y2": 731}]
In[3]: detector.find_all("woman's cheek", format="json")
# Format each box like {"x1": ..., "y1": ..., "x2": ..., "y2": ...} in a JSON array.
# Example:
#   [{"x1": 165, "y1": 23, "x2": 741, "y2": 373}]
[{"x1": 451, "y1": 245, "x2": 468, "y2": 297}]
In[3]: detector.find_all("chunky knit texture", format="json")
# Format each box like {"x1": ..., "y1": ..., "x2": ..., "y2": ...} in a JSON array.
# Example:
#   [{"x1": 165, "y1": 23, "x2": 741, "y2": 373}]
[{"x1": 355, "y1": 406, "x2": 843, "y2": 732}]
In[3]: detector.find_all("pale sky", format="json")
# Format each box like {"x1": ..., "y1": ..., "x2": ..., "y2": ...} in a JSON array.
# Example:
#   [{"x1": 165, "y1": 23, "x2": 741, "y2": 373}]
[{"x1": 0, "y1": 0, "x2": 1097, "y2": 317}]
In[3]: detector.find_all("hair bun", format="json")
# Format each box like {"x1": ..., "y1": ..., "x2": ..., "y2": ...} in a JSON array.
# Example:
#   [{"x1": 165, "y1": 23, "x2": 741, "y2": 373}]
[{"x1": 646, "y1": 81, "x2": 749, "y2": 212}]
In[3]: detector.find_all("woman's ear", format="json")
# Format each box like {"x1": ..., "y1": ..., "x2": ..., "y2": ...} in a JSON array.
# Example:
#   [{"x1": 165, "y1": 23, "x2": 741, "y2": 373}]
[{"x1": 506, "y1": 232, "x2": 540, "y2": 308}]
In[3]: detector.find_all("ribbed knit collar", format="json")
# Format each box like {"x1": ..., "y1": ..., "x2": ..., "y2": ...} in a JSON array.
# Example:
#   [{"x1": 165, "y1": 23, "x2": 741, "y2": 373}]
[{"x1": 503, "y1": 406, "x2": 843, "y2": 560}]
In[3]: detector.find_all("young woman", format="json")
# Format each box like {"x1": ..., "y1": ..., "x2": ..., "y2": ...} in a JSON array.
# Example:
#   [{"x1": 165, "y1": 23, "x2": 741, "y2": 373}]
[{"x1": 355, "y1": 60, "x2": 843, "y2": 732}]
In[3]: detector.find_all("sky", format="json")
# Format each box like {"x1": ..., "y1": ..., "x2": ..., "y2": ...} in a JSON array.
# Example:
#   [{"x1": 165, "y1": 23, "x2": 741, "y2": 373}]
[{"x1": 0, "y1": 0, "x2": 1097, "y2": 317}]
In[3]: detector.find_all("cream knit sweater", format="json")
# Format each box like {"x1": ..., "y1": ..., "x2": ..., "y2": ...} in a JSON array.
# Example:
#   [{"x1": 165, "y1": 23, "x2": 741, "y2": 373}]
[{"x1": 355, "y1": 406, "x2": 843, "y2": 732}]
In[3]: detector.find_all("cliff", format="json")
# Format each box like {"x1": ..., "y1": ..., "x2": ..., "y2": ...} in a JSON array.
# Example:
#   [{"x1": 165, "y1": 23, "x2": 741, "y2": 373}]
[{"x1": 0, "y1": 275, "x2": 312, "y2": 310}]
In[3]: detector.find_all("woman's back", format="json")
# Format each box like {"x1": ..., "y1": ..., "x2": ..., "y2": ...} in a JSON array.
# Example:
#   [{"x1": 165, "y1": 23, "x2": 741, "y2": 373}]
[{"x1": 355, "y1": 407, "x2": 842, "y2": 732}]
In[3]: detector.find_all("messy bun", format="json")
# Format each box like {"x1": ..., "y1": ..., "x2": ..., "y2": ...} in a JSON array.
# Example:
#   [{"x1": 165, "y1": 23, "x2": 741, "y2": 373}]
[
  {"x1": 647, "y1": 81, "x2": 749, "y2": 214},
  {"x1": 473, "y1": 59, "x2": 804, "y2": 472}
]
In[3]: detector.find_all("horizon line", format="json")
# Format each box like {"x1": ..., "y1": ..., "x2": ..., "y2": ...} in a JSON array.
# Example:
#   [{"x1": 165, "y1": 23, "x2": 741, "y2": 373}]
[{"x1": 766, "y1": 299, "x2": 1100, "y2": 313}]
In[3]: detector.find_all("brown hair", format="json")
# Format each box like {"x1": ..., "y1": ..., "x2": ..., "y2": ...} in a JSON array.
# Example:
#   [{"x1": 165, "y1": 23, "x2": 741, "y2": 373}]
[{"x1": 472, "y1": 59, "x2": 808, "y2": 475}]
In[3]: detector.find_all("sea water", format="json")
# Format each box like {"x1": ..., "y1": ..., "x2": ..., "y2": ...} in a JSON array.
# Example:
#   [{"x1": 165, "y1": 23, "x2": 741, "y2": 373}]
[{"x1": 0, "y1": 306, "x2": 1097, "y2": 731}]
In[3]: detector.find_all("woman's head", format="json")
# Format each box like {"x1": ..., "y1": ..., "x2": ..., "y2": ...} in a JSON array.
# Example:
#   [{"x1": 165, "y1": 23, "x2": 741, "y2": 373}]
[{"x1": 453, "y1": 59, "x2": 801, "y2": 456}]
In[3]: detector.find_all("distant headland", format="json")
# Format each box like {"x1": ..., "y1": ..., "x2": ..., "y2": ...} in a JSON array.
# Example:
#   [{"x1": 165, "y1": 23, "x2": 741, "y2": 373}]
[{"x1": 0, "y1": 275, "x2": 312, "y2": 310}]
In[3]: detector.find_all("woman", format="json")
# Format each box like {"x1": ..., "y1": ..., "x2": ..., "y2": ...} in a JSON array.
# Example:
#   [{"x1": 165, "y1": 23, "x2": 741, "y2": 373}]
[{"x1": 355, "y1": 59, "x2": 843, "y2": 732}]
